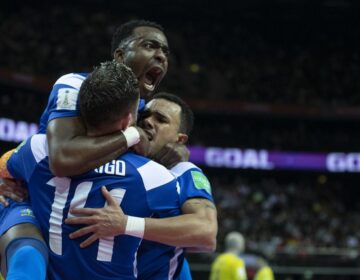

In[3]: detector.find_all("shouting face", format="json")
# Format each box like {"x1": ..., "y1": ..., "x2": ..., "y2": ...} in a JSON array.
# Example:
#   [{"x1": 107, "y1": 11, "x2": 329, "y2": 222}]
[{"x1": 115, "y1": 26, "x2": 169, "y2": 98}]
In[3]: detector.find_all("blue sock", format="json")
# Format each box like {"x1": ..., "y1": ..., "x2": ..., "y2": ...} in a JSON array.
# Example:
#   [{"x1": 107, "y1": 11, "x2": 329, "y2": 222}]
[{"x1": 6, "y1": 238, "x2": 48, "y2": 280}]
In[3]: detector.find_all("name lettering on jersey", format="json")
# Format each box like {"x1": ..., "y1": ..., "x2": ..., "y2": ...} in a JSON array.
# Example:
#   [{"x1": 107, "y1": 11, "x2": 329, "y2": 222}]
[
  {"x1": 191, "y1": 171, "x2": 212, "y2": 195},
  {"x1": 95, "y1": 160, "x2": 126, "y2": 176}
]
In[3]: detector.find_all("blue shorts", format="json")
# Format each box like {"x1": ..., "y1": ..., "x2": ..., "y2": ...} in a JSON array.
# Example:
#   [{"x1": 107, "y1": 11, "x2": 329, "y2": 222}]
[{"x1": 0, "y1": 199, "x2": 40, "y2": 236}]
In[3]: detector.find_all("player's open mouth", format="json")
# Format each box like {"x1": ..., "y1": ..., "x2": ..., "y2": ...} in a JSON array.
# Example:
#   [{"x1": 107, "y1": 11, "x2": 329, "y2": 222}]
[{"x1": 143, "y1": 66, "x2": 163, "y2": 92}]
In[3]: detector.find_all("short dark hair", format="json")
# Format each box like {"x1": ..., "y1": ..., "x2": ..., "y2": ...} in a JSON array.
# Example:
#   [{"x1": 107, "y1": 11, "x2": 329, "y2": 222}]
[
  {"x1": 80, "y1": 61, "x2": 139, "y2": 128},
  {"x1": 111, "y1": 20, "x2": 164, "y2": 55},
  {"x1": 152, "y1": 92, "x2": 194, "y2": 136}
]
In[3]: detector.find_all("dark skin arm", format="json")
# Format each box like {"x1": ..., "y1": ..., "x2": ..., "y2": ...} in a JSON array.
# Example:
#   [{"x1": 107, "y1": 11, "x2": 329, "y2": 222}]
[
  {"x1": 47, "y1": 117, "x2": 148, "y2": 177},
  {"x1": 153, "y1": 143, "x2": 190, "y2": 168}
]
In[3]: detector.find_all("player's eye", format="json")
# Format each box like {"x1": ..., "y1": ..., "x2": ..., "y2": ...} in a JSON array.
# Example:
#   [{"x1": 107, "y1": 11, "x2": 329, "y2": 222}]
[
  {"x1": 143, "y1": 42, "x2": 154, "y2": 49},
  {"x1": 161, "y1": 47, "x2": 170, "y2": 57},
  {"x1": 157, "y1": 116, "x2": 168, "y2": 123}
]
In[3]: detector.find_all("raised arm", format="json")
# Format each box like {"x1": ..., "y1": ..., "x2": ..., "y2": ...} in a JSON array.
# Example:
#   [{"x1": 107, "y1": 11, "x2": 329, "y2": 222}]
[{"x1": 47, "y1": 117, "x2": 148, "y2": 177}]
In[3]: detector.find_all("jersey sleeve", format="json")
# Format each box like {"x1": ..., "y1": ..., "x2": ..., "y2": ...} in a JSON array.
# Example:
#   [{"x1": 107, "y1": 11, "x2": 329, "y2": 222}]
[
  {"x1": 7, "y1": 135, "x2": 47, "y2": 183},
  {"x1": 171, "y1": 162, "x2": 214, "y2": 206},
  {"x1": 137, "y1": 160, "x2": 180, "y2": 216},
  {"x1": 38, "y1": 73, "x2": 87, "y2": 132}
]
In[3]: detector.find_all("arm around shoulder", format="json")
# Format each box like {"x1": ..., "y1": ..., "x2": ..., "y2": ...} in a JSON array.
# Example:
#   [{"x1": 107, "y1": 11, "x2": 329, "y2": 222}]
[
  {"x1": 142, "y1": 198, "x2": 218, "y2": 251},
  {"x1": 47, "y1": 117, "x2": 128, "y2": 177}
]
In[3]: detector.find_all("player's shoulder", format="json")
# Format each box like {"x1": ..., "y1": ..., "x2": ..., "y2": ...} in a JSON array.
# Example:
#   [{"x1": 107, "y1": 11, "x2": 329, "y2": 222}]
[
  {"x1": 53, "y1": 72, "x2": 88, "y2": 90},
  {"x1": 170, "y1": 161, "x2": 201, "y2": 177},
  {"x1": 122, "y1": 152, "x2": 176, "y2": 190},
  {"x1": 25, "y1": 134, "x2": 48, "y2": 163}
]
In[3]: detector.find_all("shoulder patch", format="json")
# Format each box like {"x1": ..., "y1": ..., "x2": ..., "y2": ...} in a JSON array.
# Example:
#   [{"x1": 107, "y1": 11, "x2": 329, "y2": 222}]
[
  {"x1": 56, "y1": 88, "x2": 78, "y2": 110},
  {"x1": 191, "y1": 171, "x2": 212, "y2": 194}
]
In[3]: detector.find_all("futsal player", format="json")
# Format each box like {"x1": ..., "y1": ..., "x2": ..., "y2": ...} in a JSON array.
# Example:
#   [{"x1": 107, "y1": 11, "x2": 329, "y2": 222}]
[
  {"x1": 0, "y1": 19, "x2": 209, "y2": 279},
  {"x1": 0, "y1": 19, "x2": 180, "y2": 279},
  {"x1": 4, "y1": 61, "x2": 183, "y2": 280},
  {"x1": 66, "y1": 93, "x2": 218, "y2": 279}
]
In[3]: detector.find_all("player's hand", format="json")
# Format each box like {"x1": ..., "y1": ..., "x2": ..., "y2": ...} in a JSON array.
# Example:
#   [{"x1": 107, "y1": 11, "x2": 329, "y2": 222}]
[
  {"x1": 65, "y1": 186, "x2": 128, "y2": 248},
  {"x1": 130, "y1": 126, "x2": 150, "y2": 156},
  {"x1": 153, "y1": 143, "x2": 190, "y2": 168},
  {"x1": 0, "y1": 178, "x2": 27, "y2": 206}
]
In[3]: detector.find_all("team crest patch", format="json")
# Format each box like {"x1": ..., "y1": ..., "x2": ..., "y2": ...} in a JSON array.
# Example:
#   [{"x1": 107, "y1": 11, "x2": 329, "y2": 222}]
[
  {"x1": 56, "y1": 88, "x2": 78, "y2": 110},
  {"x1": 191, "y1": 171, "x2": 212, "y2": 194},
  {"x1": 20, "y1": 208, "x2": 35, "y2": 217}
]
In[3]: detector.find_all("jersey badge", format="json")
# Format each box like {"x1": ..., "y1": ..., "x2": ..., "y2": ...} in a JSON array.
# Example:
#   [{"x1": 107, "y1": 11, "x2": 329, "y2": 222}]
[
  {"x1": 56, "y1": 88, "x2": 78, "y2": 110},
  {"x1": 191, "y1": 171, "x2": 212, "y2": 194}
]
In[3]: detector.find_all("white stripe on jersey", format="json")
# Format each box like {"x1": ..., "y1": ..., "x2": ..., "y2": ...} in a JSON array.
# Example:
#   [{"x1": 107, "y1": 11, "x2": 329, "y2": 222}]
[
  {"x1": 47, "y1": 177, "x2": 72, "y2": 255},
  {"x1": 168, "y1": 247, "x2": 183, "y2": 279},
  {"x1": 67, "y1": 181, "x2": 93, "y2": 218},
  {"x1": 97, "y1": 188, "x2": 126, "y2": 262},
  {"x1": 170, "y1": 162, "x2": 199, "y2": 177},
  {"x1": 54, "y1": 73, "x2": 86, "y2": 90},
  {"x1": 137, "y1": 161, "x2": 175, "y2": 191},
  {"x1": 30, "y1": 134, "x2": 48, "y2": 163}
]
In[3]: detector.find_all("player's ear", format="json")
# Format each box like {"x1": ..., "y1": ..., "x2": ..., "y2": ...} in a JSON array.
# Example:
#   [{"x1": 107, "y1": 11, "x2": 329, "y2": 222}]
[
  {"x1": 177, "y1": 133, "x2": 188, "y2": 144},
  {"x1": 113, "y1": 48, "x2": 125, "y2": 63},
  {"x1": 121, "y1": 113, "x2": 132, "y2": 130}
]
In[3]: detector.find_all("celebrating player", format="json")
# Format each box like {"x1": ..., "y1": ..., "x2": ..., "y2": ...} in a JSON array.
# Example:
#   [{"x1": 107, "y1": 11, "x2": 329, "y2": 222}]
[
  {"x1": 0, "y1": 19, "x2": 183, "y2": 279},
  {"x1": 66, "y1": 92, "x2": 218, "y2": 279},
  {"x1": 3, "y1": 61, "x2": 183, "y2": 279}
]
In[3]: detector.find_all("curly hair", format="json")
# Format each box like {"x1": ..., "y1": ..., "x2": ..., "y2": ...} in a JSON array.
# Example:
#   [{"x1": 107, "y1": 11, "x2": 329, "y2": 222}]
[{"x1": 111, "y1": 19, "x2": 164, "y2": 55}]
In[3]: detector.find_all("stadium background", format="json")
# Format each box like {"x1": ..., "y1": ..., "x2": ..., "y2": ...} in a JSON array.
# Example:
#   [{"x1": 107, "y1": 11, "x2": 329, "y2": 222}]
[{"x1": 1, "y1": 0, "x2": 360, "y2": 279}]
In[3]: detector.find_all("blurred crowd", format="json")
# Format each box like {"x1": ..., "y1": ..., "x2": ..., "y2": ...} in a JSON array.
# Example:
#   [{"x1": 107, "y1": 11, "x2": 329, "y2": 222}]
[
  {"x1": 191, "y1": 115, "x2": 360, "y2": 152},
  {"x1": 211, "y1": 172, "x2": 360, "y2": 258},
  {"x1": 1, "y1": 3, "x2": 360, "y2": 106}
]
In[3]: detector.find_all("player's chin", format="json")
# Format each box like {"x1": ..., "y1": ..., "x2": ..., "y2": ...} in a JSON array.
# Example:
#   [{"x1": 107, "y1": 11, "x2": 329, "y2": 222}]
[{"x1": 140, "y1": 85, "x2": 155, "y2": 99}]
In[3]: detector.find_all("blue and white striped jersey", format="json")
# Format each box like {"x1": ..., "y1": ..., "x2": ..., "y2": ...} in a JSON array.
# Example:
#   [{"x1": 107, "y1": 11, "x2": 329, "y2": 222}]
[
  {"x1": 7, "y1": 134, "x2": 181, "y2": 280},
  {"x1": 137, "y1": 162, "x2": 214, "y2": 280},
  {"x1": 38, "y1": 72, "x2": 145, "y2": 133}
]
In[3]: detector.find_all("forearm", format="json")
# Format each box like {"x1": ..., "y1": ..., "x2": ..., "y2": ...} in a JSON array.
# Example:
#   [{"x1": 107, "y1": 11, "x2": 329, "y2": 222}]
[
  {"x1": 143, "y1": 214, "x2": 208, "y2": 246},
  {"x1": 47, "y1": 117, "x2": 131, "y2": 177},
  {"x1": 49, "y1": 132, "x2": 128, "y2": 177},
  {"x1": 141, "y1": 199, "x2": 217, "y2": 250}
]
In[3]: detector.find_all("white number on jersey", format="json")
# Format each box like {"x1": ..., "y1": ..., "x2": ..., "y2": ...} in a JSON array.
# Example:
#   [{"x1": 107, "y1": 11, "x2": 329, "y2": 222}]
[{"x1": 47, "y1": 177, "x2": 126, "y2": 262}]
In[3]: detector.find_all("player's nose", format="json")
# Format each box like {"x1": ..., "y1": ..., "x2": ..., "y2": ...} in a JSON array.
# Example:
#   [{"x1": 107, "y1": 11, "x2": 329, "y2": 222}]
[
  {"x1": 154, "y1": 48, "x2": 167, "y2": 65},
  {"x1": 143, "y1": 117, "x2": 154, "y2": 129}
]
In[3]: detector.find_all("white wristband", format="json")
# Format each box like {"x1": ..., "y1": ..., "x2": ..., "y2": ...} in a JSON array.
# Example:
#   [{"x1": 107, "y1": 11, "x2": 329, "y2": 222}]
[
  {"x1": 125, "y1": 216, "x2": 145, "y2": 238},
  {"x1": 123, "y1": 127, "x2": 140, "y2": 148}
]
